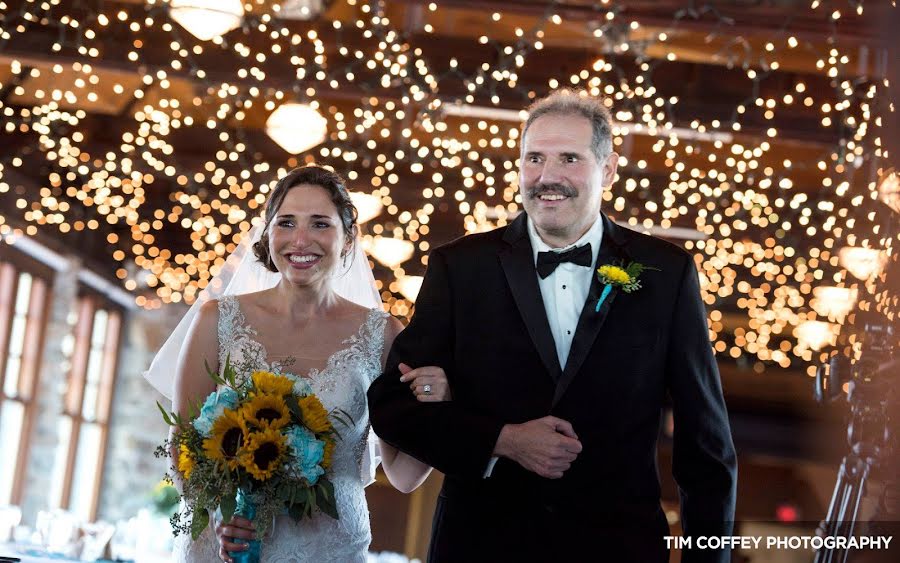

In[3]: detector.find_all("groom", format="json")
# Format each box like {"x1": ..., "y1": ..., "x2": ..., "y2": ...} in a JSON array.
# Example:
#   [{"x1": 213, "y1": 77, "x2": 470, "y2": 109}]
[{"x1": 368, "y1": 90, "x2": 737, "y2": 562}]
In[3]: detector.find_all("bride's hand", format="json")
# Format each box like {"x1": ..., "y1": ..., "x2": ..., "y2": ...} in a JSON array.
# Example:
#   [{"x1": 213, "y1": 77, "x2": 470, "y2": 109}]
[
  {"x1": 399, "y1": 363, "x2": 452, "y2": 402},
  {"x1": 215, "y1": 515, "x2": 256, "y2": 562}
]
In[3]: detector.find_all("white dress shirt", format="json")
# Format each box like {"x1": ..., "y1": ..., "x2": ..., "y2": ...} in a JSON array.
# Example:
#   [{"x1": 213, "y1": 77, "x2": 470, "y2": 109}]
[
  {"x1": 527, "y1": 215, "x2": 604, "y2": 370},
  {"x1": 484, "y1": 214, "x2": 604, "y2": 478}
]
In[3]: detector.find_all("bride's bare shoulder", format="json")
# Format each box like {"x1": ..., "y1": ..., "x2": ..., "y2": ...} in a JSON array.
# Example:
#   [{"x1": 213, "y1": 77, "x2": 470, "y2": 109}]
[
  {"x1": 196, "y1": 298, "x2": 221, "y2": 318},
  {"x1": 230, "y1": 289, "x2": 275, "y2": 312},
  {"x1": 335, "y1": 297, "x2": 373, "y2": 323}
]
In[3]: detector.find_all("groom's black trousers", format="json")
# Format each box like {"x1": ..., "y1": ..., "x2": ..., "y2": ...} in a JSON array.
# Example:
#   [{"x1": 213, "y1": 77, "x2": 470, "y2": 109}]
[{"x1": 427, "y1": 482, "x2": 670, "y2": 562}]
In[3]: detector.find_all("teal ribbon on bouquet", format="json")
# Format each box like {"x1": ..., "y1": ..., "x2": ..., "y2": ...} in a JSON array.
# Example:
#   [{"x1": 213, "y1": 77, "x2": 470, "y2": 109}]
[{"x1": 229, "y1": 489, "x2": 262, "y2": 563}]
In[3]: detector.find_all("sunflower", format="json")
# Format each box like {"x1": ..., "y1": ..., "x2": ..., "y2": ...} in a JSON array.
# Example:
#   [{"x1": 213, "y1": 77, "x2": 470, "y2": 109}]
[
  {"x1": 298, "y1": 395, "x2": 332, "y2": 434},
  {"x1": 321, "y1": 436, "x2": 336, "y2": 470},
  {"x1": 240, "y1": 425, "x2": 288, "y2": 481},
  {"x1": 251, "y1": 371, "x2": 294, "y2": 397},
  {"x1": 203, "y1": 408, "x2": 247, "y2": 470},
  {"x1": 178, "y1": 443, "x2": 195, "y2": 479},
  {"x1": 241, "y1": 393, "x2": 291, "y2": 430}
]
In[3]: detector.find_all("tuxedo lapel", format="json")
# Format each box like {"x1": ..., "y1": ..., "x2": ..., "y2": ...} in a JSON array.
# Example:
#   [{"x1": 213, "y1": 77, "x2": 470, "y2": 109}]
[
  {"x1": 499, "y1": 215, "x2": 562, "y2": 381},
  {"x1": 552, "y1": 213, "x2": 630, "y2": 407}
]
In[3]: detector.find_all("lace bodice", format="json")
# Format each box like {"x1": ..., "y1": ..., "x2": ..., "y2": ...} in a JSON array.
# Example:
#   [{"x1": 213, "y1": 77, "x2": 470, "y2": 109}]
[{"x1": 174, "y1": 295, "x2": 388, "y2": 563}]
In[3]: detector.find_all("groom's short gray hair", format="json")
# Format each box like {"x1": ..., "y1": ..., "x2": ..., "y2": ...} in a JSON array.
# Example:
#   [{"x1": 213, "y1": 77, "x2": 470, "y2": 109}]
[{"x1": 522, "y1": 89, "x2": 614, "y2": 161}]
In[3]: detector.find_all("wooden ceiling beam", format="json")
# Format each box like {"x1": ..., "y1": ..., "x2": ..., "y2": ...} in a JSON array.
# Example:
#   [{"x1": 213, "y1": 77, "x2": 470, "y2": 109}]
[
  {"x1": 394, "y1": 0, "x2": 891, "y2": 46},
  {"x1": 0, "y1": 22, "x2": 844, "y2": 149}
]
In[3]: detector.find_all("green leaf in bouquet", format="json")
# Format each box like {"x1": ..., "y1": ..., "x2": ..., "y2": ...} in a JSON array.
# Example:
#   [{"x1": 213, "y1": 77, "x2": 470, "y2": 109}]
[
  {"x1": 287, "y1": 501, "x2": 305, "y2": 523},
  {"x1": 308, "y1": 486, "x2": 318, "y2": 513},
  {"x1": 285, "y1": 395, "x2": 303, "y2": 424},
  {"x1": 289, "y1": 483, "x2": 302, "y2": 505},
  {"x1": 205, "y1": 358, "x2": 225, "y2": 386},
  {"x1": 277, "y1": 483, "x2": 292, "y2": 503},
  {"x1": 220, "y1": 491, "x2": 237, "y2": 524},
  {"x1": 187, "y1": 397, "x2": 202, "y2": 420},
  {"x1": 316, "y1": 481, "x2": 339, "y2": 520},
  {"x1": 190, "y1": 508, "x2": 210, "y2": 540},
  {"x1": 330, "y1": 408, "x2": 353, "y2": 430},
  {"x1": 157, "y1": 401, "x2": 175, "y2": 426},
  {"x1": 294, "y1": 486, "x2": 309, "y2": 507},
  {"x1": 318, "y1": 480, "x2": 332, "y2": 502},
  {"x1": 223, "y1": 354, "x2": 239, "y2": 388},
  {"x1": 279, "y1": 482, "x2": 303, "y2": 511},
  {"x1": 285, "y1": 485, "x2": 312, "y2": 522}
]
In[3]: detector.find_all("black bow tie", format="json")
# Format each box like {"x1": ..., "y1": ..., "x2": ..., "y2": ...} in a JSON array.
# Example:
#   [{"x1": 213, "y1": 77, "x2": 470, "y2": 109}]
[{"x1": 535, "y1": 243, "x2": 592, "y2": 279}]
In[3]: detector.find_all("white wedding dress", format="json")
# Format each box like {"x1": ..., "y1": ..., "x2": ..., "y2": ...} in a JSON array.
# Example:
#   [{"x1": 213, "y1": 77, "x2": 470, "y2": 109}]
[{"x1": 173, "y1": 295, "x2": 388, "y2": 563}]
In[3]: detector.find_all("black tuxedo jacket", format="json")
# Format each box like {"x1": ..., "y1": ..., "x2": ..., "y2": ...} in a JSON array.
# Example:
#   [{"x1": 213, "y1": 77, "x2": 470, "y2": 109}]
[{"x1": 368, "y1": 213, "x2": 737, "y2": 563}]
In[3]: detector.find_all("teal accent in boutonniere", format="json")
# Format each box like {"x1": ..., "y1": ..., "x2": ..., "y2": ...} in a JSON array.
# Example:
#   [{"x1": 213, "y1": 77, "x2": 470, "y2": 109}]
[{"x1": 594, "y1": 261, "x2": 659, "y2": 312}]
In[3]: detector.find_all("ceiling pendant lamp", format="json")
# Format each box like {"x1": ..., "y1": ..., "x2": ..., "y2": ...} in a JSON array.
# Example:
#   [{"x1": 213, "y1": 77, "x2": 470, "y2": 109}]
[
  {"x1": 169, "y1": 0, "x2": 243, "y2": 42},
  {"x1": 265, "y1": 103, "x2": 328, "y2": 154}
]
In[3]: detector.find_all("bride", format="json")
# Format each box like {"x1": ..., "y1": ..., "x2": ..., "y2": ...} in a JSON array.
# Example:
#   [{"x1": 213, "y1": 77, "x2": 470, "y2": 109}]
[{"x1": 145, "y1": 165, "x2": 449, "y2": 562}]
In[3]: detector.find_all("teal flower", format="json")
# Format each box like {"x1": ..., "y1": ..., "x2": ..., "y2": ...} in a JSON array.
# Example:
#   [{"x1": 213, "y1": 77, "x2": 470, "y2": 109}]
[
  {"x1": 285, "y1": 426, "x2": 325, "y2": 484},
  {"x1": 284, "y1": 373, "x2": 313, "y2": 397},
  {"x1": 193, "y1": 387, "x2": 239, "y2": 437}
]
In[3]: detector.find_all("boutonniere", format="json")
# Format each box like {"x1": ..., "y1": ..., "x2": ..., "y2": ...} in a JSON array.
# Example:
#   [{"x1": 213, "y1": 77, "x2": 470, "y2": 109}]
[{"x1": 595, "y1": 262, "x2": 659, "y2": 312}]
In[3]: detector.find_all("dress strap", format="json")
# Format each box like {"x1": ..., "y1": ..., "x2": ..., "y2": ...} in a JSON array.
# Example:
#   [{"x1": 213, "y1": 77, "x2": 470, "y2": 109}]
[
  {"x1": 216, "y1": 295, "x2": 242, "y2": 371},
  {"x1": 359, "y1": 308, "x2": 389, "y2": 380}
]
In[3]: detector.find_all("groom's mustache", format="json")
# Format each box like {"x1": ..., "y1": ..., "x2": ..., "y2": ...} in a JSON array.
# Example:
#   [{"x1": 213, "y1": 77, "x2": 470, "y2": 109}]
[{"x1": 526, "y1": 182, "x2": 577, "y2": 199}]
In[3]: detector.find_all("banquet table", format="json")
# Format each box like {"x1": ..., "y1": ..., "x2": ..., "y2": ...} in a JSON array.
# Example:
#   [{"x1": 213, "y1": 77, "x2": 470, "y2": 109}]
[
  {"x1": 0, "y1": 545, "x2": 81, "y2": 562},
  {"x1": 1, "y1": 544, "x2": 418, "y2": 562},
  {"x1": 0, "y1": 544, "x2": 155, "y2": 563}
]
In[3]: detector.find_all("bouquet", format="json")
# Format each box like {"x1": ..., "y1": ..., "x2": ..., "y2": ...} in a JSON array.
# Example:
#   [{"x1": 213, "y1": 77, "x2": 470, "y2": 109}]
[{"x1": 155, "y1": 356, "x2": 349, "y2": 560}]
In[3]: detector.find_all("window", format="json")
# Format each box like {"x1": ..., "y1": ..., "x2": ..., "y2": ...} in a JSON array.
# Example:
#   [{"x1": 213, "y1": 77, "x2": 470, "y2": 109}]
[
  {"x1": 54, "y1": 294, "x2": 123, "y2": 522},
  {"x1": 0, "y1": 259, "x2": 51, "y2": 506}
]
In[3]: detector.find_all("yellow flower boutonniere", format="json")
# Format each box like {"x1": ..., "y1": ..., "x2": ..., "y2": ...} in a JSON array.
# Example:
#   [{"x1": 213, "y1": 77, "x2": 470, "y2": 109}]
[{"x1": 595, "y1": 261, "x2": 659, "y2": 312}]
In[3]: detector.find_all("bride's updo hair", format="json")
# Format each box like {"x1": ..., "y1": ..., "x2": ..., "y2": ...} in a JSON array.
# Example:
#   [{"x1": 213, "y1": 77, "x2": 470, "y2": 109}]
[{"x1": 253, "y1": 165, "x2": 359, "y2": 273}]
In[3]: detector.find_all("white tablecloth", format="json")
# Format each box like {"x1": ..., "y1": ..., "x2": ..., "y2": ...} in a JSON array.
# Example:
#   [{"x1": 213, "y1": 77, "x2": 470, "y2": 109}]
[
  {"x1": 2, "y1": 544, "x2": 419, "y2": 563},
  {"x1": 0, "y1": 545, "x2": 79, "y2": 562}
]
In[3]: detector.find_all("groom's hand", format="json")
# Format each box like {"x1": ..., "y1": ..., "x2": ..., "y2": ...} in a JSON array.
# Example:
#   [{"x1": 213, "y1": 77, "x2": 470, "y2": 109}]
[{"x1": 492, "y1": 416, "x2": 582, "y2": 479}]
